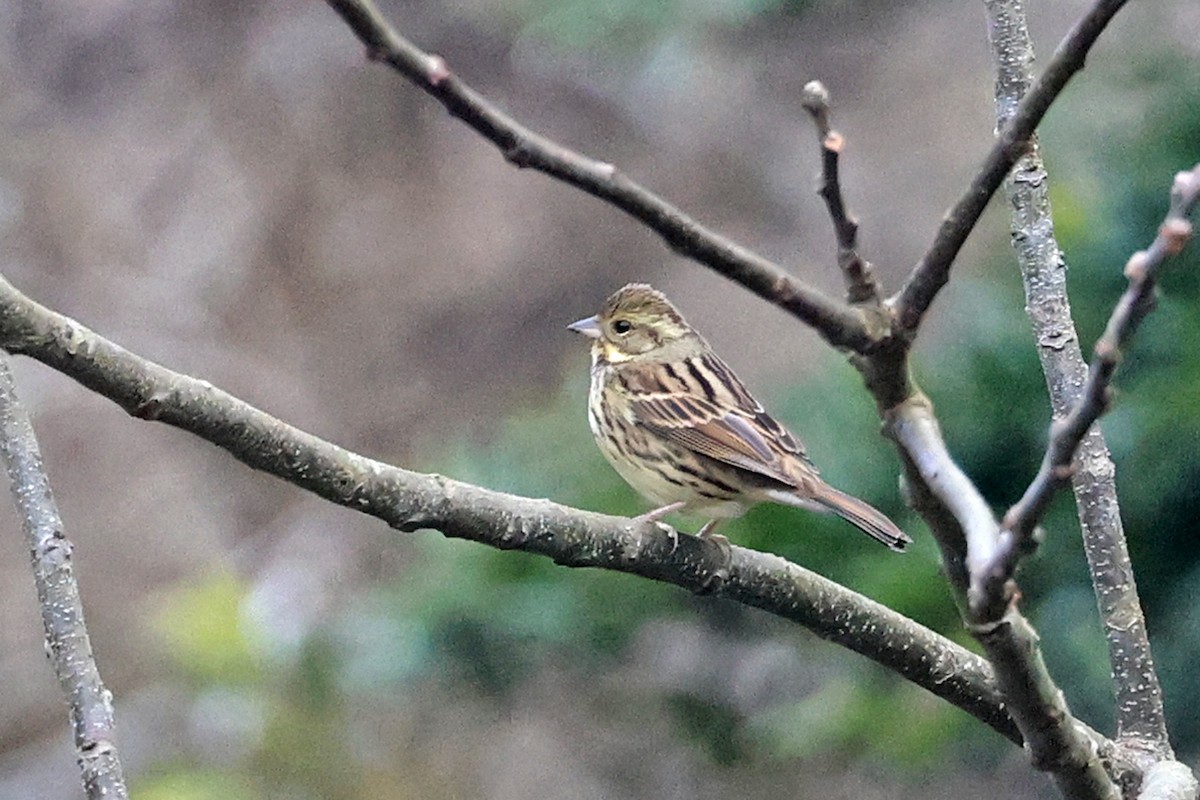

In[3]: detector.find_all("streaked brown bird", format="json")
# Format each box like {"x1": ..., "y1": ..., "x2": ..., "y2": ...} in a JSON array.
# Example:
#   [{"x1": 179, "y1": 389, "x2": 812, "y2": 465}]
[{"x1": 568, "y1": 283, "x2": 910, "y2": 551}]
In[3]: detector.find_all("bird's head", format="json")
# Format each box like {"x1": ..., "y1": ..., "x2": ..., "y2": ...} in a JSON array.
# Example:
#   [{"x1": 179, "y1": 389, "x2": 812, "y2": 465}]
[{"x1": 568, "y1": 283, "x2": 697, "y2": 363}]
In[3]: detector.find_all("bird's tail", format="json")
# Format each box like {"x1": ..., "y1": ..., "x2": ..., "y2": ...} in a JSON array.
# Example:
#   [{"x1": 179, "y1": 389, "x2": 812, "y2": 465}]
[{"x1": 770, "y1": 485, "x2": 911, "y2": 552}]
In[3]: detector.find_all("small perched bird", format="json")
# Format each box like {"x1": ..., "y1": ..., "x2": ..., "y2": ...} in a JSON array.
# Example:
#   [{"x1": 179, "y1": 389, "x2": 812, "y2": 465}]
[{"x1": 568, "y1": 283, "x2": 910, "y2": 551}]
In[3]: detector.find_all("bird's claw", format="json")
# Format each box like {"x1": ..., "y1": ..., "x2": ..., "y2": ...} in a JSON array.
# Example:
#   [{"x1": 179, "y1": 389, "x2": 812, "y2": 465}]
[{"x1": 697, "y1": 532, "x2": 732, "y2": 593}]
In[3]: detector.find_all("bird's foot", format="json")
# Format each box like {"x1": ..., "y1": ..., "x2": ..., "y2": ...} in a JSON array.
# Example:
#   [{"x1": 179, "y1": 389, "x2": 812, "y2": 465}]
[{"x1": 631, "y1": 502, "x2": 686, "y2": 552}]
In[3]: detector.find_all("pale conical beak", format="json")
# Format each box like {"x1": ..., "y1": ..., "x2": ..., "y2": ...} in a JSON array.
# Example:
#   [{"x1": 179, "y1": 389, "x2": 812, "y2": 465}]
[{"x1": 567, "y1": 315, "x2": 602, "y2": 339}]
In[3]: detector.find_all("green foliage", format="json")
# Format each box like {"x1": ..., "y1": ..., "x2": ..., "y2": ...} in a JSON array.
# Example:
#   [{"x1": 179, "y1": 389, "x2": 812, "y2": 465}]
[
  {"x1": 750, "y1": 675, "x2": 984, "y2": 768},
  {"x1": 666, "y1": 691, "x2": 747, "y2": 765},
  {"x1": 153, "y1": 571, "x2": 264, "y2": 686},
  {"x1": 135, "y1": 769, "x2": 259, "y2": 800}
]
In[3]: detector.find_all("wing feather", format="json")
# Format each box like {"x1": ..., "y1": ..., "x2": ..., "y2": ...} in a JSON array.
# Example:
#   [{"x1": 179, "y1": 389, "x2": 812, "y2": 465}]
[{"x1": 623, "y1": 353, "x2": 813, "y2": 487}]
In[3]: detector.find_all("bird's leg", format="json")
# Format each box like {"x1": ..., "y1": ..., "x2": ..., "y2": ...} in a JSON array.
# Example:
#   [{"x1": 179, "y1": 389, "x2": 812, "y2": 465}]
[
  {"x1": 630, "y1": 501, "x2": 686, "y2": 551},
  {"x1": 632, "y1": 501, "x2": 686, "y2": 525}
]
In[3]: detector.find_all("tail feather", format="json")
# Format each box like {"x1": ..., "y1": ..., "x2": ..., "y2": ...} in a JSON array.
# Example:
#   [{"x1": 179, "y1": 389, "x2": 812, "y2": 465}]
[
  {"x1": 817, "y1": 487, "x2": 910, "y2": 551},
  {"x1": 769, "y1": 485, "x2": 910, "y2": 552}
]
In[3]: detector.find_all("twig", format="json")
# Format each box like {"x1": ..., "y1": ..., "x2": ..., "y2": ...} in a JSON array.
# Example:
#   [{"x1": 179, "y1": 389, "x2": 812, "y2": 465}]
[
  {"x1": 983, "y1": 0, "x2": 1176, "y2": 755},
  {"x1": 323, "y1": 0, "x2": 875, "y2": 353},
  {"x1": 0, "y1": 356, "x2": 128, "y2": 800},
  {"x1": 799, "y1": 81, "x2": 880, "y2": 304},
  {"x1": 984, "y1": 165, "x2": 1200, "y2": 604},
  {"x1": 891, "y1": 0, "x2": 1130, "y2": 334},
  {"x1": 0, "y1": 272, "x2": 1021, "y2": 744}
]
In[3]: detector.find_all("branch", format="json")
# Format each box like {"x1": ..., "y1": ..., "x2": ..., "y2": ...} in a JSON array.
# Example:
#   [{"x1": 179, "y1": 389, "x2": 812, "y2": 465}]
[
  {"x1": 799, "y1": 81, "x2": 881, "y2": 305},
  {"x1": 983, "y1": 0, "x2": 1178, "y2": 756},
  {"x1": 0, "y1": 272, "x2": 1022, "y2": 744},
  {"x1": 884, "y1": 392, "x2": 994, "y2": 591},
  {"x1": 1139, "y1": 761, "x2": 1200, "y2": 800},
  {"x1": 0, "y1": 356, "x2": 129, "y2": 800},
  {"x1": 877, "y1": 391, "x2": 1125, "y2": 800},
  {"x1": 322, "y1": 0, "x2": 876, "y2": 352},
  {"x1": 985, "y1": 165, "x2": 1200, "y2": 605},
  {"x1": 891, "y1": 0, "x2": 1130, "y2": 334},
  {"x1": 975, "y1": 611, "x2": 1120, "y2": 800}
]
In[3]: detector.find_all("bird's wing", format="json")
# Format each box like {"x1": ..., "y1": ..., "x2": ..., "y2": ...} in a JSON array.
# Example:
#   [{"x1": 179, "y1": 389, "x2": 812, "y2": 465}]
[{"x1": 623, "y1": 352, "x2": 813, "y2": 486}]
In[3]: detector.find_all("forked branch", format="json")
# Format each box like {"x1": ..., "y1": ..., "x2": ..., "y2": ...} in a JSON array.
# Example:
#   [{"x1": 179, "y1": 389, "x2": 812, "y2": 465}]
[
  {"x1": 323, "y1": 0, "x2": 875, "y2": 352},
  {"x1": 984, "y1": 0, "x2": 1181, "y2": 757},
  {"x1": 983, "y1": 166, "x2": 1200, "y2": 608}
]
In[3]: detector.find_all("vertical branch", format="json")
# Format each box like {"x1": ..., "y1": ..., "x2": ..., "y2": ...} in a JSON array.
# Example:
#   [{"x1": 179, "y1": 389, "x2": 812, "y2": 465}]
[
  {"x1": 0, "y1": 357, "x2": 129, "y2": 800},
  {"x1": 983, "y1": 0, "x2": 1173, "y2": 755},
  {"x1": 799, "y1": 81, "x2": 881, "y2": 304}
]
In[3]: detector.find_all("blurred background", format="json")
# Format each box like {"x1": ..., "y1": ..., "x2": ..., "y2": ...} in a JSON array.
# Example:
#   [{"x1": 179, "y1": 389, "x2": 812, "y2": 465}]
[{"x1": 0, "y1": 0, "x2": 1197, "y2": 797}]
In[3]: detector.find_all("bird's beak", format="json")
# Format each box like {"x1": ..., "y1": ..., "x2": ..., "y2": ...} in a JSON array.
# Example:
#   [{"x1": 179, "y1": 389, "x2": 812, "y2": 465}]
[{"x1": 567, "y1": 315, "x2": 602, "y2": 339}]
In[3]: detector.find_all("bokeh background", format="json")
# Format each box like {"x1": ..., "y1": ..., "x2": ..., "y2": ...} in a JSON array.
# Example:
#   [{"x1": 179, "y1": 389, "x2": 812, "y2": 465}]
[{"x1": 0, "y1": 0, "x2": 1197, "y2": 797}]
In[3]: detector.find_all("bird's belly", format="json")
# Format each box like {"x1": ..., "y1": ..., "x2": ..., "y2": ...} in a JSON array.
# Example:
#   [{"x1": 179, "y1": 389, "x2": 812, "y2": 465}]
[{"x1": 587, "y1": 384, "x2": 748, "y2": 519}]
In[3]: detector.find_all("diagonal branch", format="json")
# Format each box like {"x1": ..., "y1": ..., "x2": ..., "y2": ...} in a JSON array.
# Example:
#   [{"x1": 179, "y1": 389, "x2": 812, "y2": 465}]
[
  {"x1": 0, "y1": 271, "x2": 1020, "y2": 744},
  {"x1": 323, "y1": 0, "x2": 875, "y2": 353},
  {"x1": 891, "y1": 0, "x2": 1129, "y2": 335},
  {"x1": 984, "y1": 165, "x2": 1200, "y2": 610},
  {"x1": 983, "y1": 0, "x2": 1181, "y2": 756},
  {"x1": 0, "y1": 356, "x2": 129, "y2": 800}
]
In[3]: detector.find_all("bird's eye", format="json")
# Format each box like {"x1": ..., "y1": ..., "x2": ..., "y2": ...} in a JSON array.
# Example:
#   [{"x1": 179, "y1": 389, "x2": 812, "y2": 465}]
[{"x1": 612, "y1": 319, "x2": 633, "y2": 335}]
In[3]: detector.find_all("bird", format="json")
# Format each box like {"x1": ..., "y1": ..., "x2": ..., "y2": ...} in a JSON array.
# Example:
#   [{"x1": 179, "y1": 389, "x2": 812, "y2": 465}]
[{"x1": 568, "y1": 283, "x2": 910, "y2": 552}]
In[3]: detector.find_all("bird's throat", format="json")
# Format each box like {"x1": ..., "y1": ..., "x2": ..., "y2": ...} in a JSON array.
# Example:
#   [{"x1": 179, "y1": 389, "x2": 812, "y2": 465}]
[{"x1": 598, "y1": 342, "x2": 634, "y2": 364}]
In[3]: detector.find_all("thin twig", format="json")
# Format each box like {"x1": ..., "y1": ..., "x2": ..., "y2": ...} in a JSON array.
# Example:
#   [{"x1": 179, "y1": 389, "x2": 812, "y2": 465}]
[
  {"x1": 983, "y1": 0, "x2": 1175, "y2": 755},
  {"x1": 0, "y1": 356, "x2": 128, "y2": 800},
  {"x1": 323, "y1": 0, "x2": 875, "y2": 353},
  {"x1": 985, "y1": 166, "x2": 1200, "y2": 603},
  {"x1": 799, "y1": 81, "x2": 880, "y2": 304},
  {"x1": 0, "y1": 272, "x2": 1023, "y2": 743},
  {"x1": 891, "y1": 0, "x2": 1130, "y2": 334}
]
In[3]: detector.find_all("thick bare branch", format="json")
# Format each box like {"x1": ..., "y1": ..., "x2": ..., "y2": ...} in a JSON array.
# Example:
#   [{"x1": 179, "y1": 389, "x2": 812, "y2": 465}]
[
  {"x1": 0, "y1": 272, "x2": 1022, "y2": 743},
  {"x1": 795, "y1": 57, "x2": 1124, "y2": 794},
  {"x1": 975, "y1": 611, "x2": 1120, "y2": 800},
  {"x1": 0, "y1": 357, "x2": 128, "y2": 800},
  {"x1": 1139, "y1": 761, "x2": 1200, "y2": 800},
  {"x1": 884, "y1": 392, "x2": 995, "y2": 590},
  {"x1": 984, "y1": 0, "x2": 1176, "y2": 755},
  {"x1": 891, "y1": 0, "x2": 1130, "y2": 334},
  {"x1": 322, "y1": 0, "x2": 875, "y2": 352},
  {"x1": 885, "y1": 391, "x2": 1122, "y2": 800},
  {"x1": 799, "y1": 81, "x2": 880, "y2": 304}
]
